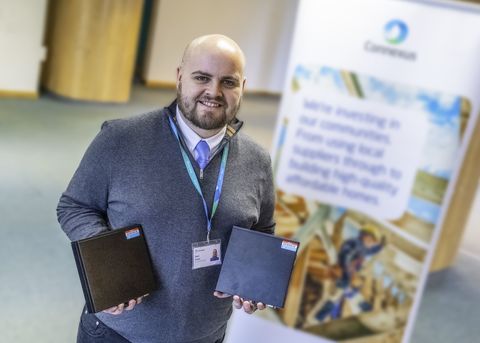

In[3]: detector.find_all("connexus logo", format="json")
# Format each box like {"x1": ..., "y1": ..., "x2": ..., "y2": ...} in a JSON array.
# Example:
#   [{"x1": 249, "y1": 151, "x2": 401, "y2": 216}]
[
  {"x1": 364, "y1": 19, "x2": 416, "y2": 61},
  {"x1": 384, "y1": 19, "x2": 408, "y2": 45}
]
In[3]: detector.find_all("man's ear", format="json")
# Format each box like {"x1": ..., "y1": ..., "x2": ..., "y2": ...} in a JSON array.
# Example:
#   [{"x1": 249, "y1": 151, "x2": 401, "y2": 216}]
[
  {"x1": 176, "y1": 67, "x2": 182, "y2": 90},
  {"x1": 241, "y1": 77, "x2": 247, "y2": 91}
]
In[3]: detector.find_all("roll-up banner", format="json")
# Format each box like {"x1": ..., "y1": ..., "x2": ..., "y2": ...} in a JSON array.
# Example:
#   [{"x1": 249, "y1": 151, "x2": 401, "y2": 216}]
[{"x1": 227, "y1": 0, "x2": 480, "y2": 342}]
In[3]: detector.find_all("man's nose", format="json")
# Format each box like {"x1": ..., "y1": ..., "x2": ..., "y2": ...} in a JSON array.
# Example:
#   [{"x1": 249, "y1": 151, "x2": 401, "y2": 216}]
[{"x1": 205, "y1": 80, "x2": 222, "y2": 98}]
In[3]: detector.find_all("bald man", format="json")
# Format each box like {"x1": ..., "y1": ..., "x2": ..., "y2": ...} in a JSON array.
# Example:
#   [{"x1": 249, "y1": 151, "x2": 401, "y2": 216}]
[{"x1": 57, "y1": 34, "x2": 275, "y2": 343}]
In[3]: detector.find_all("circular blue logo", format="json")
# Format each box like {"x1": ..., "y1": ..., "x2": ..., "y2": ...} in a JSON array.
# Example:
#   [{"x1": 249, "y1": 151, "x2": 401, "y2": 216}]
[{"x1": 384, "y1": 20, "x2": 408, "y2": 45}]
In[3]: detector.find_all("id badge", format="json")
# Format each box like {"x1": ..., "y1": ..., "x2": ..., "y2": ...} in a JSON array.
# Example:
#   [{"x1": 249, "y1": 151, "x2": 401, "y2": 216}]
[{"x1": 192, "y1": 239, "x2": 222, "y2": 269}]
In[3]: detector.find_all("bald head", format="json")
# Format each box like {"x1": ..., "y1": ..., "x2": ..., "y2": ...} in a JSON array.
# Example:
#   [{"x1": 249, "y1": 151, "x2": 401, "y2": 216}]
[
  {"x1": 180, "y1": 34, "x2": 246, "y2": 76},
  {"x1": 176, "y1": 34, "x2": 246, "y2": 138}
]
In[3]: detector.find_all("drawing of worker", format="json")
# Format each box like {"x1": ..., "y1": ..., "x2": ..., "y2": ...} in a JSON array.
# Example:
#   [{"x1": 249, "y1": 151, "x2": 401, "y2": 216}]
[
  {"x1": 336, "y1": 224, "x2": 385, "y2": 289},
  {"x1": 309, "y1": 224, "x2": 384, "y2": 323}
]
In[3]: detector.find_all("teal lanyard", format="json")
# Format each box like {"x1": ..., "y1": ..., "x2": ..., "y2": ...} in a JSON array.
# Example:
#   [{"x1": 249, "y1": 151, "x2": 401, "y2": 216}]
[{"x1": 168, "y1": 115, "x2": 229, "y2": 241}]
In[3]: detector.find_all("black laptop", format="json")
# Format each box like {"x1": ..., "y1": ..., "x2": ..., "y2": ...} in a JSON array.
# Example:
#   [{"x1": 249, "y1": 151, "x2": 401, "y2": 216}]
[
  {"x1": 215, "y1": 226, "x2": 299, "y2": 308},
  {"x1": 71, "y1": 225, "x2": 157, "y2": 313}
]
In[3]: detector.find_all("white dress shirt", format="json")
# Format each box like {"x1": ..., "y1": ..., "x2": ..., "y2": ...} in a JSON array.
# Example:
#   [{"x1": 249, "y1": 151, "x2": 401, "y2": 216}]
[{"x1": 176, "y1": 106, "x2": 226, "y2": 162}]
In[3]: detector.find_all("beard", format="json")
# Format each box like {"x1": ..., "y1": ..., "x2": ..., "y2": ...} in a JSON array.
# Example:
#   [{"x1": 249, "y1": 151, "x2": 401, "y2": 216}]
[{"x1": 177, "y1": 82, "x2": 241, "y2": 130}]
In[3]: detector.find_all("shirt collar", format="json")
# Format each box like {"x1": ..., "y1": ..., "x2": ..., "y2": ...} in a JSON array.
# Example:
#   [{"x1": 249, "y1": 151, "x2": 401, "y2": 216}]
[{"x1": 175, "y1": 106, "x2": 226, "y2": 154}]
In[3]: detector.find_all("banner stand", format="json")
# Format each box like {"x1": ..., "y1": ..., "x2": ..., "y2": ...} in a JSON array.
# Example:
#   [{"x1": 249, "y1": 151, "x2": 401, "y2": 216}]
[{"x1": 431, "y1": 113, "x2": 480, "y2": 271}]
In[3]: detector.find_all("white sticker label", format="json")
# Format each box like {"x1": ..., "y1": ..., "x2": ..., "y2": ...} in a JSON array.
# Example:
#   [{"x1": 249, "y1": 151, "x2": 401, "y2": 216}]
[
  {"x1": 281, "y1": 240, "x2": 299, "y2": 252},
  {"x1": 125, "y1": 228, "x2": 140, "y2": 240}
]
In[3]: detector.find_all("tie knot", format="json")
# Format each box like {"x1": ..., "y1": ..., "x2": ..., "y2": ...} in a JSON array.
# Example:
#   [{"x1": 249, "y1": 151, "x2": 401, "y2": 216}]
[{"x1": 195, "y1": 140, "x2": 210, "y2": 170}]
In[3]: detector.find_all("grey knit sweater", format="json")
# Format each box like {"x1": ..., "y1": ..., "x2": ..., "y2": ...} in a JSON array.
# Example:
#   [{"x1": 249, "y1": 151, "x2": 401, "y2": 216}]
[{"x1": 57, "y1": 101, "x2": 275, "y2": 343}]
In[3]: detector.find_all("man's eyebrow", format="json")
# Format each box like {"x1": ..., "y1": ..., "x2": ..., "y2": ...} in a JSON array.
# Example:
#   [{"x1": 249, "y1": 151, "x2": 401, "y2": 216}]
[
  {"x1": 191, "y1": 71, "x2": 240, "y2": 81},
  {"x1": 222, "y1": 75, "x2": 240, "y2": 81},
  {"x1": 191, "y1": 71, "x2": 213, "y2": 77}
]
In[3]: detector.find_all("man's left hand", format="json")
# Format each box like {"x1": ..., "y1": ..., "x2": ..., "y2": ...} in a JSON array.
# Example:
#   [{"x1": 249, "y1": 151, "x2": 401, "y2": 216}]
[{"x1": 213, "y1": 291, "x2": 266, "y2": 314}]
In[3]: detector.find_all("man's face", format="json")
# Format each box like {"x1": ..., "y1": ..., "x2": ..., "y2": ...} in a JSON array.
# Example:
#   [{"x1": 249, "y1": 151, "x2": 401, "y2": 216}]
[
  {"x1": 362, "y1": 234, "x2": 377, "y2": 248},
  {"x1": 176, "y1": 49, "x2": 245, "y2": 131}
]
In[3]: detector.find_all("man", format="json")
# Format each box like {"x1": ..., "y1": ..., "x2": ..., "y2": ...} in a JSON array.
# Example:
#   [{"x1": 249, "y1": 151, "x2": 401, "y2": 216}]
[
  {"x1": 336, "y1": 224, "x2": 385, "y2": 289},
  {"x1": 210, "y1": 248, "x2": 220, "y2": 262},
  {"x1": 310, "y1": 224, "x2": 384, "y2": 324},
  {"x1": 57, "y1": 34, "x2": 275, "y2": 343}
]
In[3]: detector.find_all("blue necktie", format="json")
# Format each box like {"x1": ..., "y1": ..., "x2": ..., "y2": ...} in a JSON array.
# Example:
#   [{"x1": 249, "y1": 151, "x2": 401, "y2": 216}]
[{"x1": 195, "y1": 140, "x2": 210, "y2": 170}]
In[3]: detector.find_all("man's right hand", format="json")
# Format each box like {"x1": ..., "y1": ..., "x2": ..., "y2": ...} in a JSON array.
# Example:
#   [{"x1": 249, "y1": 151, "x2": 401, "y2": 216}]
[{"x1": 102, "y1": 294, "x2": 149, "y2": 315}]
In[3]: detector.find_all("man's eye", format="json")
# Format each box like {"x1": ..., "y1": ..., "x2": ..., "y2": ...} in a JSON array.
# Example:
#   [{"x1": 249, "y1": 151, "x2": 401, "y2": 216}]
[
  {"x1": 223, "y1": 80, "x2": 237, "y2": 87},
  {"x1": 194, "y1": 76, "x2": 209, "y2": 82}
]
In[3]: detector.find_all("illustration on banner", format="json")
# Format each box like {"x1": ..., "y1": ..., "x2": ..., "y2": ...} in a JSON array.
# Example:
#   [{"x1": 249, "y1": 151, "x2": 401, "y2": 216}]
[{"x1": 257, "y1": 64, "x2": 472, "y2": 342}]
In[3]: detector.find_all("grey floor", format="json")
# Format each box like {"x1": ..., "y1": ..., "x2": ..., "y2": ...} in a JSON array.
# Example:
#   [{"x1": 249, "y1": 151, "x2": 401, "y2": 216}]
[{"x1": 1, "y1": 84, "x2": 479, "y2": 342}]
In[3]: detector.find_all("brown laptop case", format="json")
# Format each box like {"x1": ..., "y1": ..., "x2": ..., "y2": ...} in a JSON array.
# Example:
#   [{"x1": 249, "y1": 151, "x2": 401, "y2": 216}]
[{"x1": 71, "y1": 225, "x2": 157, "y2": 313}]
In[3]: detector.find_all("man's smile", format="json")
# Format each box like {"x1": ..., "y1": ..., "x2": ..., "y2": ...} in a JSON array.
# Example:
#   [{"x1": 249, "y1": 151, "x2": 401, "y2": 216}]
[{"x1": 198, "y1": 100, "x2": 223, "y2": 108}]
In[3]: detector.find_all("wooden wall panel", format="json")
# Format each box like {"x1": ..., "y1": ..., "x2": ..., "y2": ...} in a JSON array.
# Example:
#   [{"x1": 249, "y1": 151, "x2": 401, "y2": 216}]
[{"x1": 43, "y1": 0, "x2": 144, "y2": 103}]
